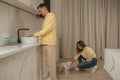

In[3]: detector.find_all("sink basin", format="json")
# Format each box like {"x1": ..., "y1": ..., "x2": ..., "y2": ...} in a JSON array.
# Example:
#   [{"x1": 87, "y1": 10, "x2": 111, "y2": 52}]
[{"x1": 21, "y1": 37, "x2": 38, "y2": 44}]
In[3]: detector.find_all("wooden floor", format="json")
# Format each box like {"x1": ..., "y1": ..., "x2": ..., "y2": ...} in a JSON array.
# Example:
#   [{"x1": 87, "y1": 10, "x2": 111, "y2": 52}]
[{"x1": 57, "y1": 59, "x2": 112, "y2": 80}]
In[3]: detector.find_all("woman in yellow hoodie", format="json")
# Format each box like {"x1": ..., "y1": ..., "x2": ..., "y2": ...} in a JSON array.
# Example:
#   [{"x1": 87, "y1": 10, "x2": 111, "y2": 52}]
[{"x1": 72, "y1": 40, "x2": 98, "y2": 73}]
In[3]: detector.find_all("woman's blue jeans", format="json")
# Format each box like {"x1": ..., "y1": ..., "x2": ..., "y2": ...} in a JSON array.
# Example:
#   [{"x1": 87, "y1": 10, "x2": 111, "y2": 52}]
[{"x1": 77, "y1": 55, "x2": 97, "y2": 69}]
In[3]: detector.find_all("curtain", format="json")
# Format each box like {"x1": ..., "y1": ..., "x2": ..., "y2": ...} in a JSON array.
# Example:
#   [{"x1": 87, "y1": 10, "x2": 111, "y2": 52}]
[{"x1": 60, "y1": 0, "x2": 120, "y2": 58}]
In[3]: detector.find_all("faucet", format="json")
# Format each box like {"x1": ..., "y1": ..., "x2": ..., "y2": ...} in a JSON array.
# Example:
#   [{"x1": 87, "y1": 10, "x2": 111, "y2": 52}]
[{"x1": 17, "y1": 28, "x2": 29, "y2": 43}]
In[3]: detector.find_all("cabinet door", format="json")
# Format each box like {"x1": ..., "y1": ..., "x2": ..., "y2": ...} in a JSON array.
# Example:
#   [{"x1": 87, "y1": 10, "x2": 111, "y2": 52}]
[
  {"x1": 0, "y1": 48, "x2": 38, "y2": 80},
  {"x1": 29, "y1": 0, "x2": 43, "y2": 10},
  {"x1": 17, "y1": 0, "x2": 30, "y2": 6},
  {"x1": 113, "y1": 54, "x2": 120, "y2": 80},
  {"x1": 1, "y1": 0, "x2": 39, "y2": 14},
  {"x1": 36, "y1": 46, "x2": 43, "y2": 80},
  {"x1": 104, "y1": 49, "x2": 114, "y2": 73}
]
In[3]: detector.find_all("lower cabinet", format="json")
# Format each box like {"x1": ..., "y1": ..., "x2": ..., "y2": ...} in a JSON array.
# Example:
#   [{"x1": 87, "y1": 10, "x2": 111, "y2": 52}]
[
  {"x1": 104, "y1": 49, "x2": 120, "y2": 80},
  {"x1": 0, "y1": 46, "x2": 43, "y2": 80}
]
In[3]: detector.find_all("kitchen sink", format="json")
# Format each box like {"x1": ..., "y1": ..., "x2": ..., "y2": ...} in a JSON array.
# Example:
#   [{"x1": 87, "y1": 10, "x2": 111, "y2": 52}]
[{"x1": 21, "y1": 37, "x2": 38, "y2": 44}]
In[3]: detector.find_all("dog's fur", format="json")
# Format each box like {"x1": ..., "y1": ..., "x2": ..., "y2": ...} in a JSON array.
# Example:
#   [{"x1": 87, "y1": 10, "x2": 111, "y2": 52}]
[{"x1": 58, "y1": 61, "x2": 72, "y2": 75}]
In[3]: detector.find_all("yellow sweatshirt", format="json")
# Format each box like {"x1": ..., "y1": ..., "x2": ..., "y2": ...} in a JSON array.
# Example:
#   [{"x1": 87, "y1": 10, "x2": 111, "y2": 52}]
[
  {"x1": 74, "y1": 47, "x2": 97, "y2": 61},
  {"x1": 34, "y1": 12, "x2": 57, "y2": 45}
]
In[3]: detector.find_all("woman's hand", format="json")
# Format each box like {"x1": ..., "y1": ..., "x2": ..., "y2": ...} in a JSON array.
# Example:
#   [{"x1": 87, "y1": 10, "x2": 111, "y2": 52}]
[{"x1": 70, "y1": 58, "x2": 75, "y2": 63}]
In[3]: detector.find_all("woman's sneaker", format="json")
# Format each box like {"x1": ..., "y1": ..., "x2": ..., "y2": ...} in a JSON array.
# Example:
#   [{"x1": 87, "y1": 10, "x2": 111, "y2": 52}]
[
  {"x1": 75, "y1": 67, "x2": 80, "y2": 71},
  {"x1": 75, "y1": 67, "x2": 84, "y2": 71},
  {"x1": 90, "y1": 65, "x2": 98, "y2": 73}
]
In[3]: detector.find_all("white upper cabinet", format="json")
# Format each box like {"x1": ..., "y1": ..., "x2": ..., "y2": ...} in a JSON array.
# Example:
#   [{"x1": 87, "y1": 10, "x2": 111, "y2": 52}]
[
  {"x1": 17, "y1": 0, "x2": 30, "y2": 6},
  {"x1": 29, "y1": 0, "x2": 43, "y2": 10},
  {"x1": 1, "y1": 0, "x2": 43, "y2": 14}
]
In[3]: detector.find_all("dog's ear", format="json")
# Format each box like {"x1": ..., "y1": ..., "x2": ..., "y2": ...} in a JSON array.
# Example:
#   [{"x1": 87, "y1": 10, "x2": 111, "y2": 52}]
[
  {"x1": 66, "y1": 61, "x2": 72, "y2": 67},
  {"x1": 67, "y1": 61, "x2": 72, "y2": 65}
]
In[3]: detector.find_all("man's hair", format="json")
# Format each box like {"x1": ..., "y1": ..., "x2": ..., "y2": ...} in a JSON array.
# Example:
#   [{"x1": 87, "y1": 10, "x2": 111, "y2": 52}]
[{"x1": 37, "y1": 3, "x2": 48, "y2": 10}]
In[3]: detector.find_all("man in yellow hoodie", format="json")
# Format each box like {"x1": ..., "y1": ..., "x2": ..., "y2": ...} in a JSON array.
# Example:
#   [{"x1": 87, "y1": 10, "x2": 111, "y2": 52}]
[{"x1": 33, "y1": 3, "x2": 57, "y2": 80}]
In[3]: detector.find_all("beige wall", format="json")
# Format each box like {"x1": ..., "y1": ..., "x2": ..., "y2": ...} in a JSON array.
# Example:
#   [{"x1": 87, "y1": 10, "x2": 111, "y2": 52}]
[{"x1": 0, "y1": 1, "x2": 43, "y2": 39}]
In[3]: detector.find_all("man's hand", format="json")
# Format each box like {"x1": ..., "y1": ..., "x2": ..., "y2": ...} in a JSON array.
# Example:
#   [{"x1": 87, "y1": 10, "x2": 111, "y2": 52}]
[{"x1": 29, "y1": 34, "x2": 34, "y2": 37}]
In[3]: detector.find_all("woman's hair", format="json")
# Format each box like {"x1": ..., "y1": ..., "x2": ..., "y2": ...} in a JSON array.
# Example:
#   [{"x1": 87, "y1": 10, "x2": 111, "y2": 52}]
[{"x1": 76, "y1": 40, "x2": 87, "y2": 53}]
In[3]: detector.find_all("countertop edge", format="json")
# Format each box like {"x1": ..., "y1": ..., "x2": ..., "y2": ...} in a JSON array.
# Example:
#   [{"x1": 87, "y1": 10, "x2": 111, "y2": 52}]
[{"x1": 0, "y1": 43, "x2": 41, "y2": 59}]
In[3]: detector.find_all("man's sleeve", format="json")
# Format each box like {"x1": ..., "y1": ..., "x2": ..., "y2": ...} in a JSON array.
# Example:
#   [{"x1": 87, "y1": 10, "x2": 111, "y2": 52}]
[{"x1": 34, "y1": 14, "x2": 56, "y2": 37}]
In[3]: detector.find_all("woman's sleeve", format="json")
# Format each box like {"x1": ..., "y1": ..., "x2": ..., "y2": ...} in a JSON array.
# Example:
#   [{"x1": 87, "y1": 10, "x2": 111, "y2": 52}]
[{"x1": 74, "y1": 53, "x2": 81, "y2": 60}]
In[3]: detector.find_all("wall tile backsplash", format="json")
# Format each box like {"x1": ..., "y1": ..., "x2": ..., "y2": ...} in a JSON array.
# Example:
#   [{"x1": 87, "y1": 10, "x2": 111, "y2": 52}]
[{"x1": 0, "y1": 1, "x2": 42, "y2": 45}]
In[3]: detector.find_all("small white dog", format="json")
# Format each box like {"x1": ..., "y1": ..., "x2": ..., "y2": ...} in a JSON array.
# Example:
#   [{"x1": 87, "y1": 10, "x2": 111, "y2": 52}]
[{"x1": 59, "y1": 61, "x2": 72, "y2": 75}]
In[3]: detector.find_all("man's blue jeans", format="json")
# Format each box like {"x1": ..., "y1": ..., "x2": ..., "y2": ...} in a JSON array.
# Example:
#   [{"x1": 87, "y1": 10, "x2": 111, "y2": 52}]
[{"x1": 77, "y1": 55, "x2": 97, "y2": 69}]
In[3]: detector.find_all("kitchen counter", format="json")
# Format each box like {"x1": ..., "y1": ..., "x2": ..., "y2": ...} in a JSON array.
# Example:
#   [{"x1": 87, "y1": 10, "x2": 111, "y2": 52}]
[
  {"x1": 0, "y1": 43, "x2": 43, "y2": 80},
  {"x1": 0, "y1": 43, "x2": 41, "y2": 59},
  {"x1": 104, "y1": 49, "x2": 120, "y2": 80}
]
